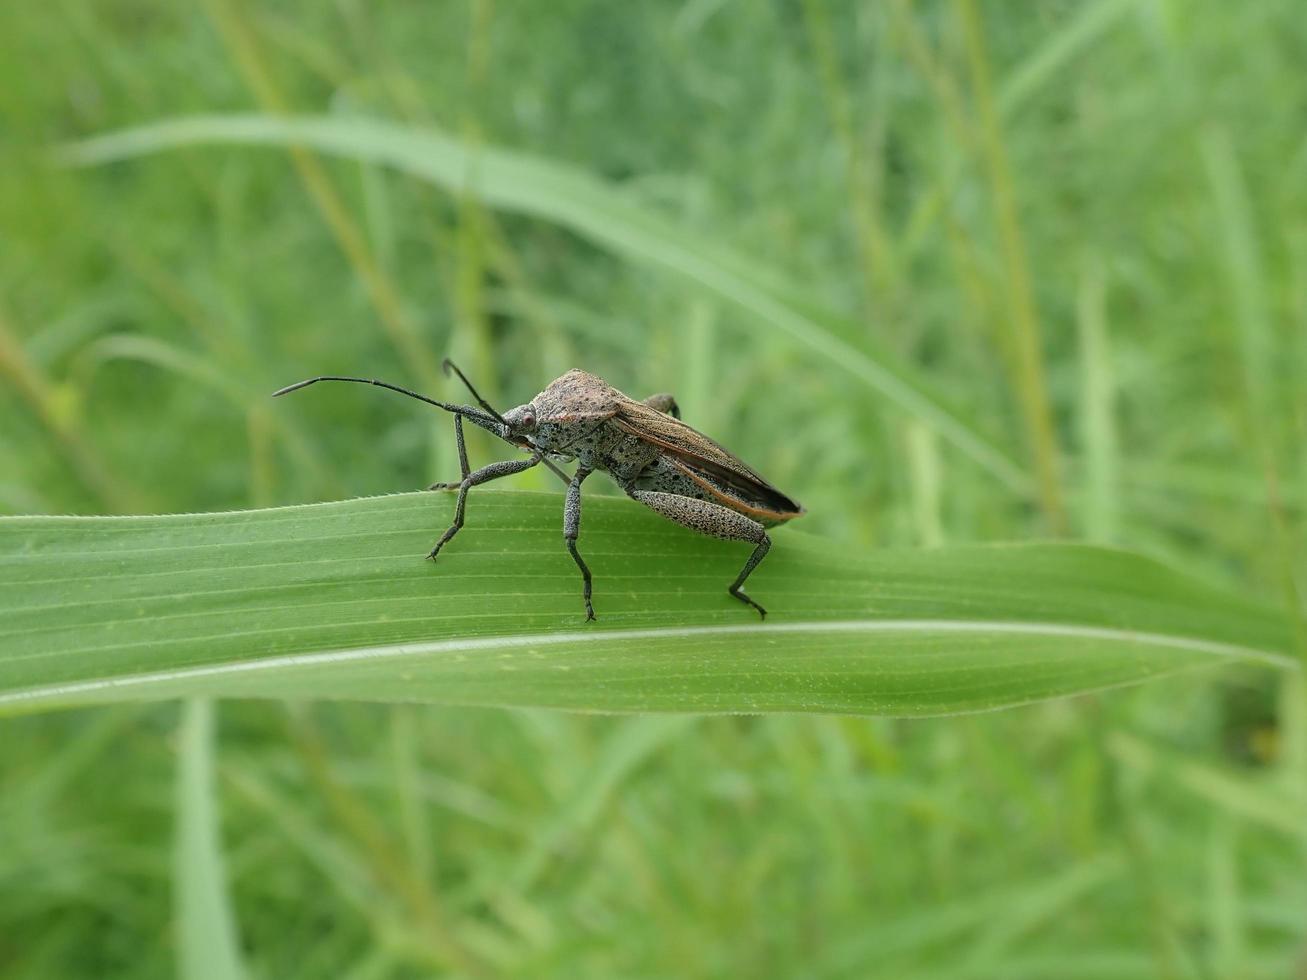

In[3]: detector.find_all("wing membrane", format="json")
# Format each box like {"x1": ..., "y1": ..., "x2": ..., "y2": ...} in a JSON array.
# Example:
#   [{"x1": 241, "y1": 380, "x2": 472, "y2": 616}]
[{"x1": 614, "y1": 400, "x2": 802, "y2": 517}]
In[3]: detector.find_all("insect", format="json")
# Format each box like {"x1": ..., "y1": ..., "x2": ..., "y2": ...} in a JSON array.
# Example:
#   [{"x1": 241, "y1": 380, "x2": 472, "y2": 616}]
[{"x1": 274, "y1": 362, "x2": 803, "y2": 620}]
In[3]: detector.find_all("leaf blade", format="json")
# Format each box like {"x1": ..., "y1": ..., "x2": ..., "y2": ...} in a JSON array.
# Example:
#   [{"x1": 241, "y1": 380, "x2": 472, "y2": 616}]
[{"x1": 0, "y1": 491, "x2": 1292, "y2": 716}]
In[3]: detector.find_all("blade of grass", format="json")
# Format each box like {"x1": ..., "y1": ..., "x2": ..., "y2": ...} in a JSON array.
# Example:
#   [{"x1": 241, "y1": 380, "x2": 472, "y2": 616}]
[
  {"x1": 1076, "y1": 251, "x2": 1118, "y2": 542},
  {"x1": 58, "y1": 114, "x2": 1031, "y2": 496},
  {"x1": 387, "y1": 707, "x2": 432, "y2": 885},
  {"x1": 1200, "y1": 124, "x2": 1307, "y2": 666},
  {"x1": 0, "y1": 491, "x2": 1293, "y2": 717},
  {"x1": 906, "y1": 419, "x2": 944, "y2": 547},
  {"x1": 1207, "y1": 816, "x2": 1246, "y2": 980},
  {"x1": 958, "y1": 0, "x2": 1066, "y2": 531},
  {"x1": 175, "y1": 699, "x2": 246, "y2": 980},
  {"x1": 801, "y1": 0, "x2": 894, "y2": 305}
]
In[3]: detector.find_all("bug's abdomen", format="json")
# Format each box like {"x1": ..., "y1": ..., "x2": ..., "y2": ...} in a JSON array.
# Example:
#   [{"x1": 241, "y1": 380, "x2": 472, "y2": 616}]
[
  {"x1": 628, "y1": 457, "x2": 788, "y2": 527},
  {"x1": 632, "y1": 457, "x2": 714, "y2": 500},
  {"x1": 600, "y1": 432, "x2": 661, "y2": 484}
]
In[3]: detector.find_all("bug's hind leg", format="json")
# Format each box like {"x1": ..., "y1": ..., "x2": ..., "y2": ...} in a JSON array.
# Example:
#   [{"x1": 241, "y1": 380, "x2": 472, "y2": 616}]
[
  {"x1": 624, "y1": 489, "x2": 771, "y2": 618},
  {"x1": 727, "y1": 535, "x2": 771, "y2": 618},
  {"x1": 642, "y1": 393, "x2": 680, "y2": 419},
  {"x1": 428, "y1": 455, "x2": 540, "y2": 560}
]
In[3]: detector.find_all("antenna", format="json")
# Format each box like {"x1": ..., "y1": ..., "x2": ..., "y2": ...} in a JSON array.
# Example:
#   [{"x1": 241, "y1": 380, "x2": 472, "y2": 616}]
[
  {"x1": 442, "y1": 359, "x2": 507, "y2": 425},
  {"x1": 274, "y1": 371, "x2": 574, "y2": 486},
  {"x1": 272, "y1": 375, "x2": 500, "y2": 428},
  {"x1": 439, "y1": 361, "x2": 574, "y2": 486}
]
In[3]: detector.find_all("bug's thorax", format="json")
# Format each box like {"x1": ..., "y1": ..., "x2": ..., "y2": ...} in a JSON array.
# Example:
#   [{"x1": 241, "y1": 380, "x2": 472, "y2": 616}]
[
  {"x1": 518, "y1": 416, "x2": 651, "y2": 474},
  {"x1": 501, "y1": 369, "x2": 630, "y2": 461},
  {"x1": 532, "y1": 369, "x2": 624, "y2": 416}
]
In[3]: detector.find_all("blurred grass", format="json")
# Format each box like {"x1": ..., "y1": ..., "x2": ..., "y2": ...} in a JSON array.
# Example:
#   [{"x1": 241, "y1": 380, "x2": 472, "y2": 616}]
[
  {"x1": 59, "y1": 111, "x2": 1034, "y2": 494},
  {"x1": 1, "y1": 0, "x2": 1306, "y2": 977},
  {"x1": 175, "y1": 699, "x2": 246, "y2": 980}
]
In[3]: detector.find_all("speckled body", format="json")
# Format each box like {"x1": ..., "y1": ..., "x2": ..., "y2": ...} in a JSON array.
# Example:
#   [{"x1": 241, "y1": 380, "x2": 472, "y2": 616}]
[
  {"x1": 504, "y1": 370, "x2": 802, "y2": 530},
  {"x1": 439, "y1": 366, "x2": 802, "y2": 620}
]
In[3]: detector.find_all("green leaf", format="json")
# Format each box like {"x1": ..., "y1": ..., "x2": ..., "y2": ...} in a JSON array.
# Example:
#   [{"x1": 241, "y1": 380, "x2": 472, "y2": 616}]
[
  {"x1": 58, "y1": 114, "x2": 1030, "y2": 494},
  {"x1": 0, "y1": 491, "x2": 1292, "y2": 716}
]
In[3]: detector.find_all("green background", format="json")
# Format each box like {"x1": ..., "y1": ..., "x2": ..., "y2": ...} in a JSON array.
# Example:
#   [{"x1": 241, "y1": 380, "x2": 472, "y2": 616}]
[{"x1": 2, "y1": 1, "x2": 1305, "y2": 976}]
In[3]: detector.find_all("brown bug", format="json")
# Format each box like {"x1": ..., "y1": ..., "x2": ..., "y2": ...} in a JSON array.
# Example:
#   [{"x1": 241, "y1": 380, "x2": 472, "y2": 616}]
[{"x1": 274, "y1": 361, "x2": 803, "y2": 620}]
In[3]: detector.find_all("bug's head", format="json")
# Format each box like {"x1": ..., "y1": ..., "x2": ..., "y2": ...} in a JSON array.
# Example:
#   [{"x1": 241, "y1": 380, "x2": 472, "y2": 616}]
[
  {"x1": 501, "y1": 403, "x2": 540, "y2": 440},
  {"x1": 502, "y1": 398, "x2": 569, "y2": 454}
]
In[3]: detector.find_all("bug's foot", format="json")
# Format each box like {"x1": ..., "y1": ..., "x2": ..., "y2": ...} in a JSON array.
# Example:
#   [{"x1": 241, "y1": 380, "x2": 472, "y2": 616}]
[
  {"x1": 427, "y1": 524, "x2": 460, "y2": 561},
  {"x1": 584, "y1": 604, "x2": 596, "y2": 622},
  {"x1": 426, "y1": 481, "x2": 456, "y2": 491},
  {"x1": 729, "y1": 587, "x2": 767, "y2": 620}
]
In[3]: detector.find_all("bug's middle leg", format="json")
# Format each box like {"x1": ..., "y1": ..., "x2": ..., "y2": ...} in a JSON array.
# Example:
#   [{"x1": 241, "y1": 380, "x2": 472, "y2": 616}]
[
  {"x1": 563, "y1": 467, "x2": 595, "y2": 621},
  {"x1": 624, "y1": 489, "x2": 771, "y2": 618},
  {"x1": 427, "y1": 454, "x2": 541, "y2": 560}
]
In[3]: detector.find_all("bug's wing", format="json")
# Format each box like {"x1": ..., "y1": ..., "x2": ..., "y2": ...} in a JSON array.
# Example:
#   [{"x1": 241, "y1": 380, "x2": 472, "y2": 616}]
[{"x1": 613, "y1": 399, "x2": 803, "y2": 516}]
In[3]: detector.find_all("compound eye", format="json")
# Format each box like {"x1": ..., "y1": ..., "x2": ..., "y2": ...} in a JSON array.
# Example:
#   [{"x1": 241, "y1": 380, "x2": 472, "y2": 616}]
[{"x1": 520, "y1": 409, "x2": 537, "y2": 431}]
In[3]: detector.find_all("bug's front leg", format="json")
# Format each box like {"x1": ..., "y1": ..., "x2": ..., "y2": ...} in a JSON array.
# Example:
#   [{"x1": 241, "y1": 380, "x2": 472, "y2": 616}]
[
  {"x1": 563, "y1": 467, "x2": 595, "y2": 621},
  {"x1": 428, "y1": 413, "x2": 573, "y2": 490},
  {"x1": 426, "y1": 414, "x2": 471, "y2": 490},
  {"x1": 427, "y1": 454, "x2": 541, "y2": 560},
  {"x1": 624, "y1": 489, "x2": 771, "y2": 618}
]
